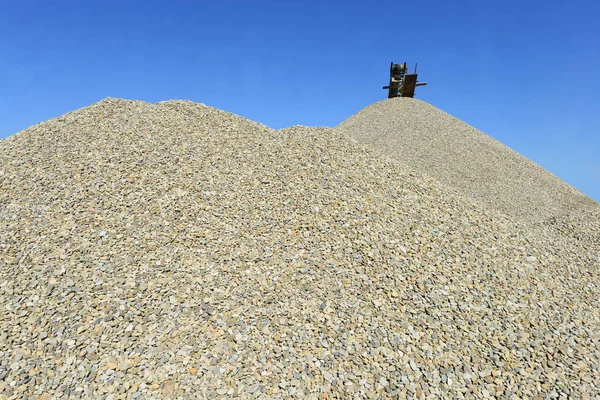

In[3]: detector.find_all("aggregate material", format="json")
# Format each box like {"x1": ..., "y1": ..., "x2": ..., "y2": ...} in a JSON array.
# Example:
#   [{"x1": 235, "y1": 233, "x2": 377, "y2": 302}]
[
  {"x1": 334, "y1": 98, "x2": 600, "y2": 236},
  {"x1": 0, "y1": 98, "x2": 599, "y2": 399}
]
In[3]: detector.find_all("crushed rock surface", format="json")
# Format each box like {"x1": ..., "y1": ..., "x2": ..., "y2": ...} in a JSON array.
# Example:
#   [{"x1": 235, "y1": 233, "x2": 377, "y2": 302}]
[
  {"x1": 334, "y1": 97, "x2": 600, "y2": 239},
  {"x1": 1, "y1": 98, "x2": 599, "y2": 399}
]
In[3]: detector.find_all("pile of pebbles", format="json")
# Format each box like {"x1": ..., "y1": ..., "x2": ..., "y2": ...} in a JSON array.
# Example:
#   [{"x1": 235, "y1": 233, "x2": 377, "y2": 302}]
[
  {"x1": 1, "y1": 98, "x2": 598, "y2": 399},
  {"x1": 334, "y1": 98, "x2": 599, "y2": 231}
]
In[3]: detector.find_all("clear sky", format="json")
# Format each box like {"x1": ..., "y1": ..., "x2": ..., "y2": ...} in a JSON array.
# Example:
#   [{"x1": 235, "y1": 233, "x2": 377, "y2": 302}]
[{"x1": 1, "y1": 0, "x2": 599, "y2": 202}]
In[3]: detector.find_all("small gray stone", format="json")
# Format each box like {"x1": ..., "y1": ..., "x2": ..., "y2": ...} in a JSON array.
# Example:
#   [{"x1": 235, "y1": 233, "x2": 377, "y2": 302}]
[{"x1": 248, "y1": 383, "x2": 259, "y2": 394}]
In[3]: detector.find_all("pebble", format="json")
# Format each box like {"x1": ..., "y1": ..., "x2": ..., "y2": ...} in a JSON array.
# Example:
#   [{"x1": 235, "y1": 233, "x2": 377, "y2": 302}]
[
  {"x1": 409, "y1": 359, "x2": 418, "y2": 371},
  {"x1": 0, "y1": 98, "x2": 598, "y2": 398}
]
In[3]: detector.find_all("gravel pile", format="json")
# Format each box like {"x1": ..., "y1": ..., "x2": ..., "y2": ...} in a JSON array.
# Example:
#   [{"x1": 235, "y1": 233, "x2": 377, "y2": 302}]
[
  {"x1": 1, "y1": 98, "x2": 599, "y2": 399},
  {"x1": 334, "y1": 97, "x2": 600, "y2": 231}
]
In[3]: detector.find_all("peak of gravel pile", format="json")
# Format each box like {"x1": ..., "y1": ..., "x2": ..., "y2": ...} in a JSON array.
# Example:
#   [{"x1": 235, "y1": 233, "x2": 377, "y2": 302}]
[
  {"x1": 334, "y1": 98, "x2": 600, "y2": 235},
  {"x1": 1, "y1": 98, "x2": 599, "y2": 399}
]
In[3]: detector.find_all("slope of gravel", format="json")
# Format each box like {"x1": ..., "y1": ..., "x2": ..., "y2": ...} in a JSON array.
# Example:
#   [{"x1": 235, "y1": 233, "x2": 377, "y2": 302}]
[
  {"x1": 333, "y1": 97, "x2": 600, "y2": 231},
  {"x1": 535, "y1": 198, "x2": 600, "y2": 251},
  {"x1": 1, "y1": 98, "x2": 599, "y2": 399}
]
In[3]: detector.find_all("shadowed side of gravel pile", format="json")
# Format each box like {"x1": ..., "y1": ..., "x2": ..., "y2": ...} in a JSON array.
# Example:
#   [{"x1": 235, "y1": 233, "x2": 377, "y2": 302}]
[
  {"x1": 1, "y1": 98, "x2": 599, "y2": 399},
  {"x1": 333, "y1": 97, "x2": 600, "y2": 244}
]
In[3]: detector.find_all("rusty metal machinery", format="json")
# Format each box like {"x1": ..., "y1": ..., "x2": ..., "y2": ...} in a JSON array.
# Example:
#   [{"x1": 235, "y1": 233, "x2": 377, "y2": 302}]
[{"x1": 383, "y1": 62, "x2": 427, "y2": 98}]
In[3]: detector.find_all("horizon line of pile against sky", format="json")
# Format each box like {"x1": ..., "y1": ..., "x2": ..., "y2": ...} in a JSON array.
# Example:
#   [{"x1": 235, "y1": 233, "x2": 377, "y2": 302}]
[{"x1": 2, "y1": 95, "x2": 599, "y2": 204}]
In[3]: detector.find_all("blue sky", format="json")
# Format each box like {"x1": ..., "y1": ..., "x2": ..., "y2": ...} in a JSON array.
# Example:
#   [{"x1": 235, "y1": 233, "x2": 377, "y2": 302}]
[{"x1": 1, "y1": 0, "x2": 599, "y2": 202}]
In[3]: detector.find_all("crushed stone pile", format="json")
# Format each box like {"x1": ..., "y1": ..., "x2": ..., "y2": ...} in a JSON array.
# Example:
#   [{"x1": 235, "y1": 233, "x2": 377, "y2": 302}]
[
  {"x1": 334, "y1": 97, "x2": 600, "y2": 240},
  {"x1": 1, "y1": 98, "x2": 599, "y2": 399}
]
